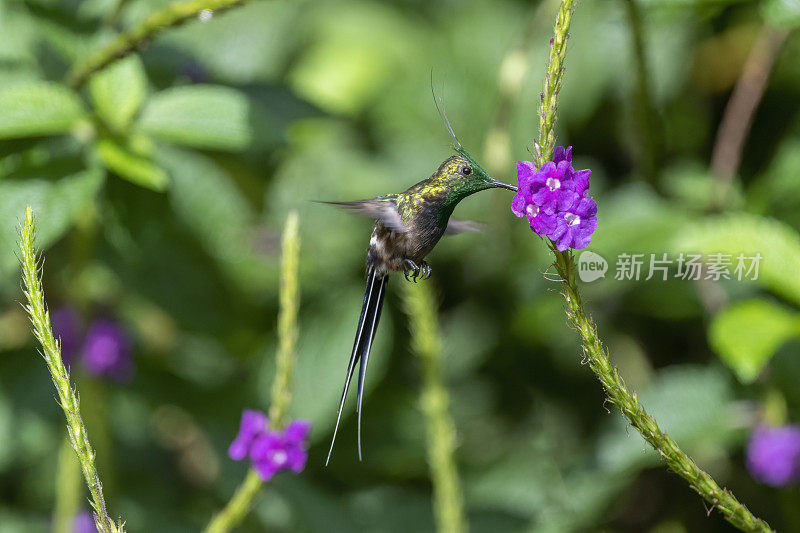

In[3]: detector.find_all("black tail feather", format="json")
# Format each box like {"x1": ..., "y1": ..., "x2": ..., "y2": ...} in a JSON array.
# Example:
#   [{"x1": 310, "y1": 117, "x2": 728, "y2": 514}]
[{"x1": 326, "y1": 267, "x2": 387, "y2": 465}]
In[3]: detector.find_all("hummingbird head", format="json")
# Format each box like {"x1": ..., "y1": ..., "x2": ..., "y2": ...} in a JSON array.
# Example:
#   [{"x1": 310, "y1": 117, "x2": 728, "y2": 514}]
[{"x1": 432, "y1": 152, "x2": 517, "y2": 197}]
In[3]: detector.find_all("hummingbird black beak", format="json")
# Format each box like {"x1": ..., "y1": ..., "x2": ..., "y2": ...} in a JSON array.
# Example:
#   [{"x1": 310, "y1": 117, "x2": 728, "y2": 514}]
[{"x1": 489, "y1": 178, "x2": 518, "y2": 192}]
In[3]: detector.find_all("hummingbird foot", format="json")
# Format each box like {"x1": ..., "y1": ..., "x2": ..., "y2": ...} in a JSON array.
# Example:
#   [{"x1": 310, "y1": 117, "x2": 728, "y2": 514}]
[
  {"x1": 403, "y1": 259, "x2": 421, "y2": 282},
  {"x1": 421, "y1": 261, "x2": 432, "y2": 279}
]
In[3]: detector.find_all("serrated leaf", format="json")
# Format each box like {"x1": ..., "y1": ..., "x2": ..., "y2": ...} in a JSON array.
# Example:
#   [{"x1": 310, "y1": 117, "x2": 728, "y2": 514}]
[
  {"x1": 0, "y1": 167, "x2": 105, "y2": 284},
  {"x1": 672, "y1": 213, "x2": 800, "y2": 306},
  {"x1": 138, "y1": 85, "x2": 253, "y2": 151},
  {"x1": 88, "y1": 55, "x2": 147, "y2": 132},
  {"x1": 0, "y1": 82, "x2": 85, "y2": 139},
  {"x1": 96, "y1": 138, "x2": 168, "y2": 191},
  {"x1": 709, "y1": 299, "x2": 800, "y2": 383}
]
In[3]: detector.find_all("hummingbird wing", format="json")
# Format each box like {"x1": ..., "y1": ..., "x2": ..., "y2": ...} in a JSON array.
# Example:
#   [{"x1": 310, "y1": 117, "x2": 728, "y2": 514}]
[
  {"x1": 320, "y1": 199, "x2": 408, "y2": 233},
  {"x1": 445, "y1": 218, "x2": 484, "y2": 235}
]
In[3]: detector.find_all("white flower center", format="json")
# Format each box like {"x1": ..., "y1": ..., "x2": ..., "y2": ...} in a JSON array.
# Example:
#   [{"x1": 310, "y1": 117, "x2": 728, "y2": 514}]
[
  {"x1": 565, "y1": 213, "x2": 580, "y2": 226},
  {"x1": 546, "y1": 177, "x2": 561, "y2": 191},
  {"x1": 271, "y1": 450, "x2": 288, "y2": 466},
  {"x1": 525, "y1": 204, "x2": 539, "y2": 217}
]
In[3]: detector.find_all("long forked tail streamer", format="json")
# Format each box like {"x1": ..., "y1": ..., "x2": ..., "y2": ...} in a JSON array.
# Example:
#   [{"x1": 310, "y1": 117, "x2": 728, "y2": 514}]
[{"x1": 326, "y1": 267, "x2": 388, "y2": 465}]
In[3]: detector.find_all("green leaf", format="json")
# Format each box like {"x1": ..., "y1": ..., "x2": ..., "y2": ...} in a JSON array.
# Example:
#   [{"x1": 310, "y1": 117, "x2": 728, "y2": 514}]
[
  {"x1": 138, "y1": 85, "x2": 253, "y2": 151},
  {"x1": 0, "y1": 82, "x2": 85, "y2": 139},
  {"x1": 709, "y1": 299, "x2": 800, "y2": 383},
  {"x1": 673, "y1": 213, "x2": 800, "y2": 306},
  {"x1": 763, "y1": 0, "x2": 800, "y2": 30},
  {"x1": 161, "y1": 1, "x2": 301, "y2": 83},
  {"x1": 157, "y1": 146, "x2": 272, "y2": 291},
  {"x1": 0, "y1": 167, "x2": 105, "y2": 286},
  {"x1": 88, "y1": 55, "x2": 147, "y2": 132},
  {"x1": 96, "y1": 138, "x2": 168, "y2": 191}
]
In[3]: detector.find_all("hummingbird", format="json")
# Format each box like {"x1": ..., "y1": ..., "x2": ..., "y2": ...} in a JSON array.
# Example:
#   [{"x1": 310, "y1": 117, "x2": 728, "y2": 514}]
[{"x1": 324, "y1": 102, "x2": 517, "y2": 465}]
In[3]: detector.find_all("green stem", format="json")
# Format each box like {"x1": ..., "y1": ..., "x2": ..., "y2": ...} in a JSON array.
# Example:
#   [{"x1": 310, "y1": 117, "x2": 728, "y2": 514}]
[
  {"x1": 534, "y1": 2, "x2": 773, "y2": 531},
  {"x1": 204, "y1": 470, "x2": 263, "y2": 533},
  {"x1": 268, "y1": 211, "x2": 301, "y2": 431},
  {"x1": 535, "y1": 0, "x2": 575, "y2": 168},
  {"x1": 66, "y1": 0, "x2": 251, "y2": 89},
  {"x1": 401, "y1": 282, "x2": 467, "y2": 533},
  {"x1": 19, "y1": 207, "x2": 122, "y2": 533},
  {"x1": 549, "y1": 246, "x2": 772, "y2": 533},
  {"x1": 53, "y1": 436, "x2": 82, "y2": 533},
  {"x1": 204, "y1": 210, "x2": 301, "y2": 533}
]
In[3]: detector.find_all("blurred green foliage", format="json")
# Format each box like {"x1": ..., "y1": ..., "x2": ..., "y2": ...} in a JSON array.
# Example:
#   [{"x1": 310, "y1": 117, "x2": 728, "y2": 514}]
[{"x1": 2, "y1": 0, "x2": 800, "y2": 531}]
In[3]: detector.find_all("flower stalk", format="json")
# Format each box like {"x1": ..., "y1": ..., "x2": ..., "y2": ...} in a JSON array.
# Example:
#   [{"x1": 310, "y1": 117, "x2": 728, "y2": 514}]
[
  {"x1": 19, "y1": 207, "x2": 123, "y2": 533},
  {"x1": 204, "y1": 210, "x2": 301, "y2": 533},
  {"x1": 66, "y1": 0, "x2": 252, "y2": 89},
  {"x1": 534, "y1": 1, "x2": 773, "y2": 531},
  {"x1": 401, "y1": 281, "x2": 467, "y2": 533}
]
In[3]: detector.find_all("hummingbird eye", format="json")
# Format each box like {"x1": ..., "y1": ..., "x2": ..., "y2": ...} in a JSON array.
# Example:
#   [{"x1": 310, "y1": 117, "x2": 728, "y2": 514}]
[{"x1": 460, "y1": 165, "x2": 472, "y2": 176}]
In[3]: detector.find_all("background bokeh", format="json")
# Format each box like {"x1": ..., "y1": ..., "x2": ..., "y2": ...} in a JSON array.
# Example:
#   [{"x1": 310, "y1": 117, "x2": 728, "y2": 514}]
[{"x1": 1, "y1": 0, "x2": 800, "y2": 530}]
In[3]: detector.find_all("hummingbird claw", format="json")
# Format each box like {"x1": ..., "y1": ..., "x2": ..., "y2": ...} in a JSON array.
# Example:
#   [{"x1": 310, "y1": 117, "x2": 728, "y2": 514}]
[
  {"x1": 421, "y1": 261, "x2": 432, "y2": 279},
  {"x1": 403, "y1": 259, "x2": 421, "y2": 283}
]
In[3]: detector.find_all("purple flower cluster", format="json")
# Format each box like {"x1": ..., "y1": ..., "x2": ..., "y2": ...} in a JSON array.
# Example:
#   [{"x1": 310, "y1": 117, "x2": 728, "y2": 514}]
[
  {"x1": 511, "y1": 146, "x2": 597, "y2": 251},
  {"x1": 52, "y1": 308, "x2": 133, "y2": 381},
  {"x1": 228, "y1": 409, "x2": 310, "y2": 481},
  {"x1": 746, "y1": 424, "x2": 800, "y2": 487}
]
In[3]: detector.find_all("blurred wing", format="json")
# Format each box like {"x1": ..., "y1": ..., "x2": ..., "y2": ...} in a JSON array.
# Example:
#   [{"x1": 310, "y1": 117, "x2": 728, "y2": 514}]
[
  {"x1": 445, "y1": 218, "x2": 484, "y2": 235},
  {"x1": 321, "y1": 199, "x2": 408, "y2": 233}
]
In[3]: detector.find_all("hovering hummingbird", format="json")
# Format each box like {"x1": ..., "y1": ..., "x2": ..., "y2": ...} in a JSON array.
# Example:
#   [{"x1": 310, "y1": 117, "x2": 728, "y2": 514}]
[{"x1": 324, "y1": 101, "x2": 517, "y2": 465}]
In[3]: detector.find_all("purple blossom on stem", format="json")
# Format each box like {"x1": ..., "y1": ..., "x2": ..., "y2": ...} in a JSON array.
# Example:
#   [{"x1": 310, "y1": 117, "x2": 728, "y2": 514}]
[
  {"x1": 228, "y1": 410, "x2": 268, "y2": 460},
  {"x1": 228, "y1": 409, "x2": 310, "y2": 482},
  {"x1": 250, "y1": 419, "x2": 310, "y2": 481},
  {"x1": 52, "y1": 307, "x2": 81, "y2": 365},
  {"x1": 746, "y1": 425, "x2": 800, "y2": 487},
  {"x1": 81, "y1": 319, "x2": 133, "y2": 381},
  {"x1": 511, "y1": 146, "x2": 596, "y2": 250},
  {"x1": 551, "y1": 195, "x2": 598, "y2": 251}
]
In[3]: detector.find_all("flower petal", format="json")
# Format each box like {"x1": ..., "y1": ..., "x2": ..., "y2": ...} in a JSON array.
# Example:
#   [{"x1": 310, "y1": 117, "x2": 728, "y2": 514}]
[
  {"x1": 511, "y1": 193, "x2": 526, "y2": 217},
  {"x1": 228, "y1": 438, "x2": 249, "y2": 461},
  {"x1": 253, "y1": 459, "x2": 280, "y2": 482},
  {"x1": 284, "y1": 419, "x2": 311, "y2": 444},
  {"x1": 286, "y1": 447, "x2": 308, "y2": 472},
  {"x1": 249, "y1": 431, "x2": 283, "y2": 460},
  {"x1": 571, "y1": 169, "x2": 591, "y2": 195},
  {"x1": 553, "y1": 145, "x2": 566, "y2": 164}
]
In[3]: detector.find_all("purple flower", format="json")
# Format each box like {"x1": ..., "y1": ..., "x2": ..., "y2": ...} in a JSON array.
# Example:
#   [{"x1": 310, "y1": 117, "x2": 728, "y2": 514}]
[
  {"x1": 551, "y1": 196, "x2": 598, "y2": 251},
  {"x1": 228, "y1": 410, "x2": 310, "y2": 482},
  {"x1": 81, "y1": 319, "x2": 133, "y2": 381},
  {"x1": 228, "y1": 410, "x2": 269, "y2": 460},
  {"x1": 511, "y1": 146, "x2": 596, "y2": 250},
  {"x1": 251, "y1": 420, "x2": 310, "y2": 481},
  {"x1": 52, "y1": 307, "x2": 82, "y2": 365},
  {"x1": 746, "y1": 425, "x2": 800, "y2": 487},
  {"x1": 73, "y1": 511, "x2": 97, "y2": 533}
]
